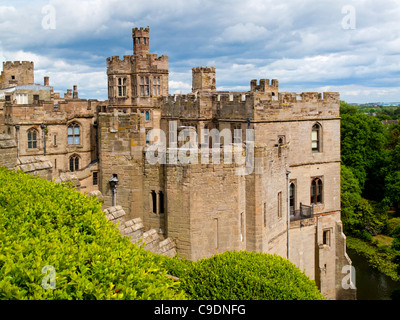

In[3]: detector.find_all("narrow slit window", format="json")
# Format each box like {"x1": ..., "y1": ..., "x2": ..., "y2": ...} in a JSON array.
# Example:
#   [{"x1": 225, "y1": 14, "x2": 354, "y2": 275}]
[
  {"x1": 151, "y1": 190, "x2": 157, "y2": 213},
  {"x1": 159, "y1": 191, "x2": 164, "y2": 214},
  {"x1": 312, "y1": 123, "x2": 321, "y2": 152}
]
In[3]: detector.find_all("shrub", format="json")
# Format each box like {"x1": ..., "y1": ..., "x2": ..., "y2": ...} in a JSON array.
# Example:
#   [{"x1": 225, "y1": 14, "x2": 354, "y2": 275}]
[
  {"x1": 160, "y1": 251, "x2": 324, "y2": 300},
  {"x1": 386, "y1": 218, "x2": 400, "y2": 236},
  {"x1": 0, "y1": 167, "x2": 186, "y2": 300}
]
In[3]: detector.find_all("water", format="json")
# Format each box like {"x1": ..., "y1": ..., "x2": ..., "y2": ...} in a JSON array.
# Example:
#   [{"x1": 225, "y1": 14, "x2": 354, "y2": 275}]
[{"x1": 347, "y1": 248, "x2": 400, "y2": 300}]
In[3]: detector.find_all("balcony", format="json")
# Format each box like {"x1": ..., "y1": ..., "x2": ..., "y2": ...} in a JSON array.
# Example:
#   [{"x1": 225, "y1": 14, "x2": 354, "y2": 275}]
[{"x1": 290, "y1": 203, "x2": 314, "y2": 222}]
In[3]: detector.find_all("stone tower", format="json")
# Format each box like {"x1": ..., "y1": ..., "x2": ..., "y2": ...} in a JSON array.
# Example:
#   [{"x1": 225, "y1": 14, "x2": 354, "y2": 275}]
[
  {"x1": 106, "y1": 26, "x2": 169, "y2": 108},
  {"x1": 132, "y1": 26, "x2": 150, "y2": 56},
  {"x1": 0, "y1": 61, "x2": 34, "y2": 89},
  {"x1": 192, "y1": 66, "x2": 216, "y2": 92}
]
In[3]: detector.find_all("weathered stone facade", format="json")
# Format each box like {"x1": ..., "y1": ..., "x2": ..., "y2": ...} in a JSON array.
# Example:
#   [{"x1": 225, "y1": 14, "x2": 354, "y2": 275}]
[
  {"x1": 98, "y1": 27, "x2": 356, "y2": 300},
  {"x1": 0, "y1": 64, "x2": 99, "y2": 191},
  {"x1": 0, "y1": 26, "x2": 356, "y2": 300}
]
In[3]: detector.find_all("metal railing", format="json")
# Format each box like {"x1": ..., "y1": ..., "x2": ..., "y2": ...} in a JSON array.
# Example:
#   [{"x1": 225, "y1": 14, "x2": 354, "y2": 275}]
[{"x1": 290, "y1": 203, "x2": 314, "y2": 222}]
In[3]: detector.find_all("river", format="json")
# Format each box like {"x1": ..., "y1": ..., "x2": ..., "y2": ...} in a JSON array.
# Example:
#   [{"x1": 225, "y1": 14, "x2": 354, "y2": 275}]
[{"x1": 347, "y1": 248, "x2": 400, "y2": 300}]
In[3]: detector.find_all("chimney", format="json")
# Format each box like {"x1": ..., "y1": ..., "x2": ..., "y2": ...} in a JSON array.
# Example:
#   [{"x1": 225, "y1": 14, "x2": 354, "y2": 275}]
[
  {"x1": 73, "y1": 85, "x2": 78, "y2": 99},
  {"x1": 44, "y1": 76, "x2": 49, "y2": 86}
]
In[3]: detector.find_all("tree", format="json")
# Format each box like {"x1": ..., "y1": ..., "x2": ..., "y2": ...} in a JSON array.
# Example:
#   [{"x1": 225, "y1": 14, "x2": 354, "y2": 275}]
[{"x1": 340, "y1": 108, "x2": 388, "y2": 200}]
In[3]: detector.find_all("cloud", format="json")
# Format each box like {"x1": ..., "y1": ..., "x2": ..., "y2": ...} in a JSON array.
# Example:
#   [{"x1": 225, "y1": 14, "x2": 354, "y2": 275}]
[
  {"x1": 0, "y1": 0, "x2": 399, "y2": 103},
  {"x1": 216, "y1": 23, "x2": 270, "y2": 43}
]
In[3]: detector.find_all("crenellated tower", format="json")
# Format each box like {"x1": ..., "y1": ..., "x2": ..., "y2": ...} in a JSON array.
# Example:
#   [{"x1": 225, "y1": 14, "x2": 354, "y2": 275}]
[
  {"x1": 0, "y1": 61, "x2": 34, "y2": 89},
  {"x1": 132, "y1": 26, "x2": 150, "y2": 56},
  {"x1": 106, "y1": 27, "x2": 169, "y2": 109}
]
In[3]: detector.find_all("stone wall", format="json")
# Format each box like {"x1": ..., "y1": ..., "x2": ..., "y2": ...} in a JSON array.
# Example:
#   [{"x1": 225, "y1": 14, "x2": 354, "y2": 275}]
[
  {"x1": 105, "y1": 205, "x2": 176, "y2": 257},
  {"x1": 0, "y1": 134, "x2": 17, "y2": 168}
]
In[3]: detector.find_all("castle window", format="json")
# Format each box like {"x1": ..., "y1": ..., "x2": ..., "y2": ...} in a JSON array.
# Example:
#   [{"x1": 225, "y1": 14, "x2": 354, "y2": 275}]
[
  {"x1": 159, "y1": 191, "x2": 164, "y2": 214},
  {"x1": 145, "y1": 111, "x2": 150, "y2": 121},
  {"x1": 153, "y1": 76, "x2": 161, "y2": 95},
  {"x1": 311, "y1": 177, "x2": 323, "y2": 204},
  {"x1": 117, "y1": 77, "x2": 126, "y2": 97},
  {"x1": 232, "y1": 124, "x2": 242, "y2": 143},
  {"x1": 33, "y1": 94, "x2": 39, "y2": 104},
  {"x1": 5, "y1": 95, "x2": 10, "y2": 102},
  {"x1": 11, "y1": 75, "x2": 15, "y2": 80},
  {"x1": 16, "y1": 93, "x2": 28, "y2": 104},
  {"x1": 151, "y1": 190, "x2": 157, "y2": 213},
  {"x1": 67, "y1": 122, "x2": 80, "y2": 145},
  {"x1": 93, "y1": 172, "x2": 98, "y2": 186},
  {"x1": 69, "y1": 155, "x2": 79, "y2": 172},
  {"x1": 323, "y1": 229, "x2": 331, "y2": 246},
  {"x1": 312, "y1": 123, "x2": 321, "y2": 152},
  {"x1": 290, "y1": 182, "x2": 296, "y2": 214},
  {"x1": 27, "y1": 128, "x2": 38, "y2": 149},
  {"x1": 140, "y1": 76, "x2": 149, "y2": 96}
]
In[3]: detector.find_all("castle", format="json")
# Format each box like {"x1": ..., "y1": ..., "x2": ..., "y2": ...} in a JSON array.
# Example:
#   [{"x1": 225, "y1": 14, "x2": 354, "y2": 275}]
[{"x1": 0, "y1": 27, "x2": 356, "y2": 300}]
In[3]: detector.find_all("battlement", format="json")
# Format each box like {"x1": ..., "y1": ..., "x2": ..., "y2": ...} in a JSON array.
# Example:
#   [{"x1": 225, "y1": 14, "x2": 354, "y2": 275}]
[
  {"x1": 250, "y1": 79, "x2": 279, "y2": 94},
  {"x1": 192, "y1": 66, "x2": 215, "y2": 73},
  {"x1": 132, "y1": 26, "x2": 150, "y2": 37},
  {"x1": 106, "y1": 55, "x2": 133, "y2": 73},
  {"x1": 3, "y1": 61, "x2": 34, "y2": 68},
  {"x1": 1, "y1": 61, "x2": 34, "y2": 88}
]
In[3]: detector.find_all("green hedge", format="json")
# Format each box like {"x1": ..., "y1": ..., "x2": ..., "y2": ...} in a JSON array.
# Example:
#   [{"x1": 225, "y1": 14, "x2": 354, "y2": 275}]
[
  {"x1": 0, "y1": 167, "x2": 324, "y2": 300},
  {"x1": 0, "y1": 167, "x2": 185, "y2": 300},
  {"x1": 160, "y1": 251, "x2": 325, "y2": 300}
]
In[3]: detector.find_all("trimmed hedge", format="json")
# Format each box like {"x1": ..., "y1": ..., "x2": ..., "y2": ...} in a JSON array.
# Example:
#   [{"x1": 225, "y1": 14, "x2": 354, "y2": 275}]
[
  {"x1": 160, "y1": 251, "x2": 325, "y2": 300},
  {"x1": 0, "y1": 167, "x2": 185, "y2": 300},
  {"x1": 0, "y1": 167, "x2": 324, "y2": 300}
]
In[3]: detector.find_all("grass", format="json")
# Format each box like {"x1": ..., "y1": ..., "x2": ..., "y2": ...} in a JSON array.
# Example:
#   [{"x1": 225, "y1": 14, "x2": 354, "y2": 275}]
[{"x1": 372, "y1": 234, "x2": 394, "y2": 248}]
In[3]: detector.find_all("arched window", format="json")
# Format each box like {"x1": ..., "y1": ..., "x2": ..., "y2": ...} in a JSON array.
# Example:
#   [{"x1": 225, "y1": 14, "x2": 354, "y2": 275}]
[
  {"x1": 312, "y1": 123, "x2": 321, "y2": 152},
  {"x1": 145, "y1": 111, "x2": 150, "y2": 121},
  {"x1": 69, "y1": 155, "x2": 79, "y2": 172},
  {"x1": 68, "y1": 122, "x2": 80, "y2": 145},
  {"x1": 311, "y1": 177, "x2": 323, "y2": 204},
  {"x1": 289, "y1": 182, "x2": 296, "y2": 214},
  {"x1": 27, "y1": 128, "x2": 38, "y2": 149}
]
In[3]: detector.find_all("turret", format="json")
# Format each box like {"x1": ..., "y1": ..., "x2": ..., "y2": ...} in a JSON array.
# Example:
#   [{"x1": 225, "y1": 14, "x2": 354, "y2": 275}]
[
  {"x1": 192, "y1": 66, "x2": 216, "y2": 92},
  {"x1": 0, "y1": 61, "x2": 34, "y2": 89},
  {"x1": 132, "y1": 26, "x2": 150, "y2": 56}
]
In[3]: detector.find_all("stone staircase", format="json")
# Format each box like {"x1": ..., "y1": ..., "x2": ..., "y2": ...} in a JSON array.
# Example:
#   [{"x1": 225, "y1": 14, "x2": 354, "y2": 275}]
[{"x1": 104, "y1": 205, "x2": 176, "y2": 257}]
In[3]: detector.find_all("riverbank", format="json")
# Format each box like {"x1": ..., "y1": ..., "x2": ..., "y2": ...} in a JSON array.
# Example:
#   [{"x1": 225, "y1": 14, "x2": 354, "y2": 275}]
[{"x1": 346, "y1": 235, "x2": 400, "y2": 281}]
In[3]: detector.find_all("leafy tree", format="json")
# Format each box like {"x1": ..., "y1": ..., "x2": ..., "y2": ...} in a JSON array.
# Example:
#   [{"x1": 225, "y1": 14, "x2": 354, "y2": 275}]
[
  {"x1": 340, "y1": 107, "x2": 388, "y2": 200},
  {"x1": 341, "y1": 165, "x2": 362, "y2": 234}
]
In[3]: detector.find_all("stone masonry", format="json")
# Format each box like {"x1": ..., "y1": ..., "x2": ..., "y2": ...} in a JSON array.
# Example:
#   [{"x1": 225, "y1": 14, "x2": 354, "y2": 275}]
[
  {"x1": 105, "y1": 205, "x2": 177, "y2": 257},
  {"x1": 0, "y1": 26, "x2": 356, "y2": 300}
]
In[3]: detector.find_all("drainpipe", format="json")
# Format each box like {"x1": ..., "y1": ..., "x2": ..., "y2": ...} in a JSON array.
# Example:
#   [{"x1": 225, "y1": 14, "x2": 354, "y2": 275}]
[
  {"x1": 286, "y1": 170, "x2": 291, "y2": 259},
  {"x1": 14, "y1": 125, "x2": 20, "y2": 159},
  {"x1": 40, "y1": 123, "x2": 46, "y2": 156}
]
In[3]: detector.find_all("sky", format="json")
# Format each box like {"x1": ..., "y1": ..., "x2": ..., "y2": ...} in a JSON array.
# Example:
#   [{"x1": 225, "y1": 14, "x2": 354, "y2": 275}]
[{"x1": 1, "y1": 0, "x2": 400, "y2": 103}]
